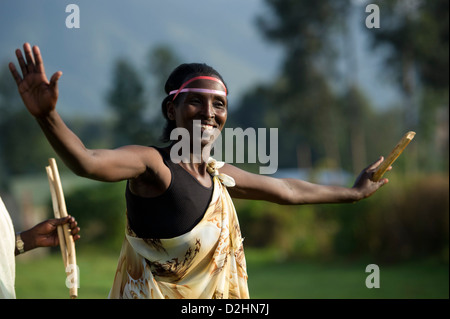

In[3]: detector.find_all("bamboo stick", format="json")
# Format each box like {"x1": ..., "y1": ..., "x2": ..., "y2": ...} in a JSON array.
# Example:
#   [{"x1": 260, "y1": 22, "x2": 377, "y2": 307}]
[
  {"x1": 372, "y1": 131, "x2": 416, "y2": 182},
  {"x1": 45, "y1": 166, "x2": 68, "y2": 268},
  {"x1": 47, "y1": 158, "x2": 78, "y2": 299}
]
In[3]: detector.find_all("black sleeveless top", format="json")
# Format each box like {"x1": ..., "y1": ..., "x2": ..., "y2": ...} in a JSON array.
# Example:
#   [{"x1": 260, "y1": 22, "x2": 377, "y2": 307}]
[{"x1": 126, "y1": 147, "x2": 214, "y2": 239}]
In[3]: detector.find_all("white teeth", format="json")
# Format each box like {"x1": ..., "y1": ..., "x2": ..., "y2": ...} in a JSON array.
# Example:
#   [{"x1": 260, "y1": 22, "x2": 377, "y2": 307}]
[{"x1": 194, "y1": 122, "x2": 216, "y2": 130}]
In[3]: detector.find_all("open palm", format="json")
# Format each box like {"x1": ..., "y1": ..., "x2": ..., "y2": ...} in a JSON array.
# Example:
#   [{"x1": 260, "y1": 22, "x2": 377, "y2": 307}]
[{"x1": 9, "y1": 43, "x2": 62, "y2": 118}]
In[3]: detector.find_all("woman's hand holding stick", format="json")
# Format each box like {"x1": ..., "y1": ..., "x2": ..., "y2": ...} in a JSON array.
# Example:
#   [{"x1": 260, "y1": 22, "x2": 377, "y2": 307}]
[{"x1": 372, "y1": 131, "x2": 416, "y2": 182}]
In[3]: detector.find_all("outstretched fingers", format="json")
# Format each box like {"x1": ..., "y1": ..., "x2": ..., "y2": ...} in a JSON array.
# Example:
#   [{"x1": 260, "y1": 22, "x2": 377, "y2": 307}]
[
  {"x1": 10, "y1": 43, "x2": 54, "y2": 89},
  {"x1": 15, "y1": 48, "x2": 28, "y2": 78},
  {"x1": 23, "y1": 42, "x2": 36, "y2": 73},
  {"x1": 11, "y1": 43, "x2": 42, "y2": 80},
  {"x1": 32, "y1": 45, "x2": 45, "y2": 74},
  {"x1": 8, "y1": 62, "x2": 22, "y2": 86}
]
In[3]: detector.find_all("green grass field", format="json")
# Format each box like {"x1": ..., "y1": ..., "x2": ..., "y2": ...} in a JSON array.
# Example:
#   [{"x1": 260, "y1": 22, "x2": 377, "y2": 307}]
[{"x1": 14, "y1": 247, "x2": 448, "y2": 299}]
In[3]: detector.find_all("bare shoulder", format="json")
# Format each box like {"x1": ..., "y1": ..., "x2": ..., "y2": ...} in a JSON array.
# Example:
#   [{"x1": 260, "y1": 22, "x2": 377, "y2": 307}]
[
  {"x1": 127, "y1": 145, "x2": 171, "y2": 197},
  {"x1": 122, "y1": 145, "x2": 168, "y2": 174},
  {"x1": 88, "y1": 144, "x2": 169, "y2": 182},
  {"x1": 125, "y1": 144, "x2": 163, "y2": 160}
]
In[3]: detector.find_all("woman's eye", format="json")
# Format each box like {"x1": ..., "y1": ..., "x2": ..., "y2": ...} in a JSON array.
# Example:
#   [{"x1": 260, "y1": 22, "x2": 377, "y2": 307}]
[
  {"x1": 190, "y1": 98, "x2": 201, "y2": 105},
  {"x1": 214, "y1": 101, "x2": 225, "y2": 109}
]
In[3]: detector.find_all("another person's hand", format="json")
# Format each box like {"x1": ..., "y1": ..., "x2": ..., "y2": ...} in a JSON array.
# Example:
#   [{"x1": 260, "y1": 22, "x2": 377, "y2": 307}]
[
  {"x1": 17, "y1": 216, "x2": 80, "y2": 255},
  {"x1": 9, "y1": 43, "x2": 62, "y2": 118},
  {"x1": 352, "y1": 156, "x2": 391, "y2": 200}
]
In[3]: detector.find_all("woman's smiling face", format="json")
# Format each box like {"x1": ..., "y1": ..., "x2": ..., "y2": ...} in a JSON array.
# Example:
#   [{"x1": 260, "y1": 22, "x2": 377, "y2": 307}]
[{"x1": 167, "y1": 78, "x2": 228, "y2": 146}]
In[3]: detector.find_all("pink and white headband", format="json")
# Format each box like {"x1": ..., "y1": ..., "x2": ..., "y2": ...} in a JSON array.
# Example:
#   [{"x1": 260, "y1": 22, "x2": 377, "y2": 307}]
[{"x1": 169, "y1": 76, "x2": 227, "y2": 101}]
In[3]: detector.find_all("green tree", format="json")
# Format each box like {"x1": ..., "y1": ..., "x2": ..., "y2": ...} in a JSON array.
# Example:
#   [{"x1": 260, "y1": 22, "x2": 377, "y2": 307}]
[
  {"x1": 106, "y1": 59, "x2": 153, "y2": 147},
  {"x1": 253, "y1": 0, "x2": 351, "y2": 169},
  {"x1": 366, "y1": 0, "x2": 449, "y2": 171},
  {"x1": 146, "y1": 45, "x2": 181, "y2": 142},
  {"x1": 368, "y1": 0, "x2": 448, "y2": 91},
  {"x1": 147, "y1": 44, "x2": 181, "y2": 101}
]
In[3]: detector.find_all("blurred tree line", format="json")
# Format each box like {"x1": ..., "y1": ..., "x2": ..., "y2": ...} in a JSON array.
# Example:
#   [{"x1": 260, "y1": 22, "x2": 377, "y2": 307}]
[
  {"x1": 230, "y1": 0, "x2": 448, "y2": 174},
  {"x1": 0, "y1": 0, "x2": 447, "y2": 259}
]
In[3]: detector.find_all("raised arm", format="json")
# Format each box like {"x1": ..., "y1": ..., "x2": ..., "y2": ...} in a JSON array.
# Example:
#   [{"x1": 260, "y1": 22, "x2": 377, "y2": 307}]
[
  {"x1": 221, "y1": 157, "x2": 390, "y2": 205},
  {"x1": 8, "y1": 43, "x2": 151, "y2": 182}
]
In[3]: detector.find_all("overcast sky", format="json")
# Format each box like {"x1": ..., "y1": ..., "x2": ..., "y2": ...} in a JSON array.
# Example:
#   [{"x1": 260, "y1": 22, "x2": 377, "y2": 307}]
[{"x1": 0, "y1": 0, "x2": 401, "y2": 119}]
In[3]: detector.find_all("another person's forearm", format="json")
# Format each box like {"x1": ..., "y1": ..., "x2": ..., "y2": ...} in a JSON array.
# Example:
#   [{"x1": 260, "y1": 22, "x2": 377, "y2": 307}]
[{"x1": 14, "y1": 230, "x2": 35, "y2": 256}]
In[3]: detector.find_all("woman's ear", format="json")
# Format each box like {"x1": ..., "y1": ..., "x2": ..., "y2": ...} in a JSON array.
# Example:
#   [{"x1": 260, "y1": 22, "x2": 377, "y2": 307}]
[{"x1": 166, "y1": 101, "x2": 176, "y2": 121}]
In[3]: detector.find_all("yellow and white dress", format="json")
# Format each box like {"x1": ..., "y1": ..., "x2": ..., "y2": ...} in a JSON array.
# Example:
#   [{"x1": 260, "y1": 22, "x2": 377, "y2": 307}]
[{"x1": 109, "y1": 159, "x2": 249, "y2": 299}]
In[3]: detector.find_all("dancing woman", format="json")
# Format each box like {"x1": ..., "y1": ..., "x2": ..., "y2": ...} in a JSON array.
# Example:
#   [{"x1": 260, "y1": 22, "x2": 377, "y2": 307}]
[{"x1": 9, "y1": 43, "x2": 389, "y2": 299}]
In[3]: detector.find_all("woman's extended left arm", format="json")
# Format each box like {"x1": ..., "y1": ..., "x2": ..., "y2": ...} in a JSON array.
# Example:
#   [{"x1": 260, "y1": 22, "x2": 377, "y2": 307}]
[{"x1": 221, "y1": 157, "x2": 389, "y2": 205}]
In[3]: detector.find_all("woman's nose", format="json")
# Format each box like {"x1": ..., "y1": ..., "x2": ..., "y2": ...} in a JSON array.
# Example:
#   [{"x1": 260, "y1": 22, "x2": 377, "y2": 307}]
[{"x1": 201, "y1": 102, "x2": 214, "y2": 118}]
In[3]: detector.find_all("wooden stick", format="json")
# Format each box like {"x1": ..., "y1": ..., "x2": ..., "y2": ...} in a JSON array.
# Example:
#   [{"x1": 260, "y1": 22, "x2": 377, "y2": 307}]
[
  {"x1": 47, "y1": 158, "x2": 78, "y2": 299},
  {"x1": 372, "y1": 131, "x2": 416, "y2": 182},
  {"x1": 46, "y1": 166, "x2": 68, "y2": 268}
]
